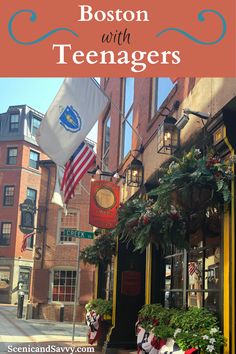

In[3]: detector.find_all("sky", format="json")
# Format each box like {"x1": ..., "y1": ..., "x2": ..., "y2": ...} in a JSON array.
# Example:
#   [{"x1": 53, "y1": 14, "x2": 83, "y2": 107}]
[{"x1": 0, "y1": 78, "x2": 98, "y2": 143}]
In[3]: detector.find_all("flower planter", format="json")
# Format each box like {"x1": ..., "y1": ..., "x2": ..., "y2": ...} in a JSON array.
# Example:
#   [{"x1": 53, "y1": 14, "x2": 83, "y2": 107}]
[
  {"x1": 171, "y1": 186, "x2": 213, "y2": 213},
  {"x1": 97, "y1": 319, "x2": 112, "y2": 350}
]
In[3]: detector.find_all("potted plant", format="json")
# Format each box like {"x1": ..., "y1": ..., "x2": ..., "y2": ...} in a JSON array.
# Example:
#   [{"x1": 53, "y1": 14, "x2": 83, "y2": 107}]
[
  {"x1": 85, "y1": 298, "x2": 112, "y2": 349},
  {"x1": 137, "y1": 304, "x2": 226, "y2": 354},
  {"x1": 149, "y1": 148, "x2": 233, "y2": 213},
  {"x1": 171, "y1": 307, "x2": 226, "y2": 353}
]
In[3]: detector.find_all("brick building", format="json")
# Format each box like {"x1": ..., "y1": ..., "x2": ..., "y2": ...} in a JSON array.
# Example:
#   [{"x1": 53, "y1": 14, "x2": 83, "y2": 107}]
[
  {"x1": 31, "y1": 160, "x2": 95, "y2": 322},
  {"x1": 0, "y1": 104, "x2": 95, "y2": 321},
  {"x1": 97, "y1": 78, "x2": 236, "y2": 353},
  {"x1": 0, "y1": 104, "x2": 46, "y2": 304}
]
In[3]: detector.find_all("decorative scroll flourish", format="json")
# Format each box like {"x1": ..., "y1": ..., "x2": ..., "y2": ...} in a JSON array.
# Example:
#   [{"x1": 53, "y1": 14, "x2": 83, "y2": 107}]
[
  {"x1": 156, "y1": 9, "x2": 226, "y2": 45},
  {"x1": 8, "y1": 9, "x2": 78, "y2": 45}
]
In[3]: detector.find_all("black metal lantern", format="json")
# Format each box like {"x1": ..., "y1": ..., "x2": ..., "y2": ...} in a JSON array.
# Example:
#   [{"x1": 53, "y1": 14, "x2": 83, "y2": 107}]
[
  {"x1": 126, "y1": 158, "x2": 144, "y2": 187},
  {"x1": 157, "y1": 116, "x2": 179, "y2": 155}
]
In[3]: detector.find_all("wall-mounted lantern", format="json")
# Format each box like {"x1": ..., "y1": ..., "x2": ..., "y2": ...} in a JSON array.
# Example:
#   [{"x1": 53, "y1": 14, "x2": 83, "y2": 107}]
[
  {"x1": 126, "y1": 158, "x2": 144, "y2": 187},
  {"x1": 157, "y1": 116, "x2": 179, "y2": 155}
]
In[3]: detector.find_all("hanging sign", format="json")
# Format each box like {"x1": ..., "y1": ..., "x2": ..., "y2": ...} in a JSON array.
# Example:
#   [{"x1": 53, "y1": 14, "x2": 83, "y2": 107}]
[{"x1": 89, "y1": 180, "x2": 120, "y2": 229}]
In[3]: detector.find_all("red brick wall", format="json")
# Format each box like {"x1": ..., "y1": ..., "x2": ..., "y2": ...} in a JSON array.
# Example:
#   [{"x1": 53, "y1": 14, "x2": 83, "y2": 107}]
[
  {"x1": 31, "y1": 163, "x2": 95, "y2": 321},
  {"x1": 0, "y1": 140, "x2": 48, "y2": 259},
  {"x1": 98, "y1": 78, "x2": 196, "y2": 175}
]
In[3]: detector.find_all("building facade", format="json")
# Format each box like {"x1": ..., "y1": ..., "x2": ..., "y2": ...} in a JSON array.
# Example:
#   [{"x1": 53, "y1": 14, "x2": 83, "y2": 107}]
[
  {"x1": 31, "y1": 160, "x2": 96, "y2": 322},
  {"x1": 97, "y1": 78, "x2": 236, "y2": 353},
  {"x1": 0, "y1": 105, "x2": 46, "y2": 304},
  {"x1": 0, "y1": 104, "x2": 95, "y2": 321}
]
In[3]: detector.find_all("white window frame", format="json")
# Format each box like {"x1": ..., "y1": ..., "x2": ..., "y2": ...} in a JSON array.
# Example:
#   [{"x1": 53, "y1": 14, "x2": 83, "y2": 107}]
[
  {"x1": 29, "y1": 149, "x2": 40, "y2": 170},
  {"x1": 31, "y1": 116, "x2": 41, "y2": 137},
  {"x1": 49, "y1": 267, "x2": 77, "y2": 304},
  {"x1": 57, "y1": 209, "x2": 80, "y2": 245}
]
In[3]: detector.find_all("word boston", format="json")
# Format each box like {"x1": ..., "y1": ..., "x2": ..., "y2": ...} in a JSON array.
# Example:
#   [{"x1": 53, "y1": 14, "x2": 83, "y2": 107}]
[{"x1": 77, "y1": 5, "x2": 150, "y2": 22}]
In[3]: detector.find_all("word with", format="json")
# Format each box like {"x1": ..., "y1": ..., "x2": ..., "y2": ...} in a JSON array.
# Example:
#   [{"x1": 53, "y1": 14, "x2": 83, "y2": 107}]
[{"x1": 102, "y1": 28, "x2": 131, "y2": 45}]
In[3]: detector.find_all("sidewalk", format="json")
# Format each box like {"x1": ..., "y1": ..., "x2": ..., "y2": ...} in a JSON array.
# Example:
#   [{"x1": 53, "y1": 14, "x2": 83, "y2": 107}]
[
  {"x1": 0, "y1": 305, "x2": 92, "y2": 353},
  {"x1": 0, "y1": 305, "x2": 137, "y2": 354}
]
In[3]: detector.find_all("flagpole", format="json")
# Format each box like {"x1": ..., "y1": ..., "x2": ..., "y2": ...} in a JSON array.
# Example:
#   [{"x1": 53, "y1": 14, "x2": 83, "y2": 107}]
[{"x1": 72, "y1": 238, "x2": 81, "y2": 344}]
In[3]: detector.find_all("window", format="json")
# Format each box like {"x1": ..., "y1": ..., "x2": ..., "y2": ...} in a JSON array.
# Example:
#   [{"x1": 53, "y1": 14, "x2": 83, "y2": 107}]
[
  {"x1": 7, "y1": 147, "x2": 18, "y2": 165},
  {"x1": 162, "y1": 225, "x2": 221, "y2": 313},
  {"x1": 3, "y1": 186, "x2": 15, "y2": 206},
  {"x1": 31, "y1": 116, "x2": 41, "y2": 137},
  {"x1": 27, "y1": 188, "x2": 37, "y2": 205},
  {"x1": 0, "y1": 223, "x2": 12, "y2": 246},
  {"x1": 9, "y1": 114, "x2": 19, "y2": 132},
  {"x1": 59, "y1": 210, "x2": 79, "y2": 243},
  {"x1": 102, "y1": 115, "x2": 111, "y2": 170},
  {"x1": 52, "y1": 270, "x2": 77, "y2": 302},
  {"x1": 152, "y1": 78, "x2": 175, "y2": 117},
  {"x1": 121, "y1": 78, "x2": 134, "y2": 160},
  {"x1": 29, "y1": 150, "x2": 39, "y2": 169},
  {"x1": 0, "y1": 267, "x2": 11, "y2": 291}
]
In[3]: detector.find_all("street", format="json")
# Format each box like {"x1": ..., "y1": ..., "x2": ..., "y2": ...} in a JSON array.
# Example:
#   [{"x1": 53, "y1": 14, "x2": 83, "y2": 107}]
[{"x1": 0, "y1": 305, "x2": 95, "y2": 354}]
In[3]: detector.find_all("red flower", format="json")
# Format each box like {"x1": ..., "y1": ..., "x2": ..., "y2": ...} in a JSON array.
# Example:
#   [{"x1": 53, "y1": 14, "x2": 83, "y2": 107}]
[
  {"x1": 152, "y1": 319, "x2": 159, "y2": 326},
  {"x1": 143, "y1": 216, "x2": 151, "y2": 225},
  {"x1": 170, "y1": 213, "x2": 180, "y2": 221}
]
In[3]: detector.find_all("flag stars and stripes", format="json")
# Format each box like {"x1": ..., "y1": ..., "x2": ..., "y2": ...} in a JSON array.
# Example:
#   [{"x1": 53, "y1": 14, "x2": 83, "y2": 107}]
[{"x1": 61, "y1": 142, "x2": 96, "y2": 204}]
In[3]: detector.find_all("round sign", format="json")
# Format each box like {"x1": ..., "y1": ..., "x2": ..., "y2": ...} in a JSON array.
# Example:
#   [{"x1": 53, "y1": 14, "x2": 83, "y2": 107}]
[{"x1": 95, "y1": 187, "x2": 116, "y2": 210}]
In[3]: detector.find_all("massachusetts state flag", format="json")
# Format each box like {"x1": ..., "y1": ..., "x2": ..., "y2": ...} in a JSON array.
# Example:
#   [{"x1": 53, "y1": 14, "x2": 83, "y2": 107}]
[
  {"x1": 61, "y1": 142, "x2": 96, "y2": 204},
  {"x1": 36, "y1": 78, "x2": 109, "y2": 166}
]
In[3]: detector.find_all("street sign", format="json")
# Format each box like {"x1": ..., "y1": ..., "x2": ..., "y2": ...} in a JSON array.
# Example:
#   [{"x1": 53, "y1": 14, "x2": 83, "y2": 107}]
[{"x1": 64, "y1": 229, "x2": 94, "y2": 239}]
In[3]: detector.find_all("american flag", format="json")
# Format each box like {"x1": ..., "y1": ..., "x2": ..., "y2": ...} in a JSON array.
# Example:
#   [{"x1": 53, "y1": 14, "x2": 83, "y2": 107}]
[
  {"x1": 188, "y1": 262, "x2": 197, "y2": 276},
  {"x1": 21, "y1": 232, "x2": 34, "y2": 252},
  {"x1": 61, "y1": 142, "x2": 96, "y2": 204}
]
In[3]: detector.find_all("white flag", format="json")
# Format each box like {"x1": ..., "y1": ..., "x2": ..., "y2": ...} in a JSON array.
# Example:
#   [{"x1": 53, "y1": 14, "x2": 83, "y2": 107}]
[
  {"x1": 36, "y1": 78, "x2": 109, "y2": 166},
  {"x1": 51, "y1": 165, "x2": 65, "y2": 208}
]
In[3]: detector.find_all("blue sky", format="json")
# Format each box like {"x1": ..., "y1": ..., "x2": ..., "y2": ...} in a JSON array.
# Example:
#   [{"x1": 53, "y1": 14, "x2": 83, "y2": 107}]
[{"x1": 0, "y1": 78, "x2": 98, "y2": 142}]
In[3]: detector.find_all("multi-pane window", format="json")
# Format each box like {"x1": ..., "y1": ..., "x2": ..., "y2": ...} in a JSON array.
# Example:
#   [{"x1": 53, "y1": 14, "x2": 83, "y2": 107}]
[
  {"x1": 27, "y1": 188, "x2": 37, "y2": 205},
  {"x1": 9, "y1": 114, "x2": 19, "y2": 132},
  {"x1": 52, "y1": 270, "x2": 77, "y2": 302},
  {"x1": 3, "y1": 186, "x2": 15, "y2": 206},
  {"x1": 0, "y1": 267, "x2": 10, "y2": 292},
  {"x1": 102, "y1": 115, "x2": 111, "y2": 171},
  {"x1": 7, "y1": 147, "x2": 18, "y2": 165},
  {"x1": 59, "y1": 210, "x2": 79, "y2": 243},
  {"x1": 121, "y1": 78, "x2": 134, "y2": 160},
  {"x1": 31, "y1": 116, "x2": 41, "y2": 137},
  {"x1": 0, "y1": 223, "x2": 12, "y2": 246},
  {"x1": 162, "y1": 221, "x2": 221, "y2": 313},
  {"x1": 29, "y1": 150, "x2": 39, "y2": 169},
  {"x1": 151, "y1": 78, "x2": 175, "y2": 117}
]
